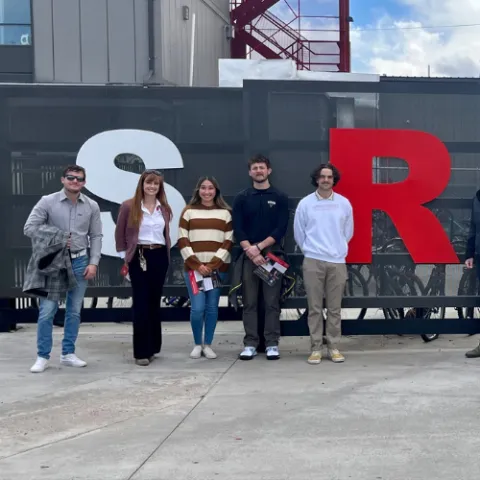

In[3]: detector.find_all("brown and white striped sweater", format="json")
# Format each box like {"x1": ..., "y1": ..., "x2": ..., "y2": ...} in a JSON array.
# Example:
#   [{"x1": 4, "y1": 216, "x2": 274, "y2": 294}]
[{"x1": 178, "y1": 204, "x2": 233, "y2": 272}]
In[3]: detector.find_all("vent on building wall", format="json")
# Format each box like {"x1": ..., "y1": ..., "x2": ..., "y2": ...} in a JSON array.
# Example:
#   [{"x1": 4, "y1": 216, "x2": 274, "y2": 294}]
[{"x1": 225, "y1": 25, "x2": 235, "y2": 40}]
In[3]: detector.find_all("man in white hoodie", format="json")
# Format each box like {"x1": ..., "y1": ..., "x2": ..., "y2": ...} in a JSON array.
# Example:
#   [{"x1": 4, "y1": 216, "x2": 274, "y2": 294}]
[{"x1": 294, "y1": 163, "x2": 353, "y2": 365}]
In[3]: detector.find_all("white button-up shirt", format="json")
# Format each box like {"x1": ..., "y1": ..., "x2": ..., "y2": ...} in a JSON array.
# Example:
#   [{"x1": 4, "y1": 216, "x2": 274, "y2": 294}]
[{"x1": 138, "y1": 200, "x2": 166, "y2": 245}]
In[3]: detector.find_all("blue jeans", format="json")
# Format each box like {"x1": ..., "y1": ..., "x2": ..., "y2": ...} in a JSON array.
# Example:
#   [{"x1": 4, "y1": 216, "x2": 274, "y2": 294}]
[
  {"x1": 37, "y1": 255, "x2": 89, "y2": 359},
  {"x1": 184, "y1": 271, "x2": 227, "y2": 345}
]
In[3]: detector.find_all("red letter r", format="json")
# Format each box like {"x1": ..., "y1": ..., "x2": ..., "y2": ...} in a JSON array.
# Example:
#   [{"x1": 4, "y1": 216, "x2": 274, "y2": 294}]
[{"x1": 331, "y1": 128, "x2": 459, "y2": 264}]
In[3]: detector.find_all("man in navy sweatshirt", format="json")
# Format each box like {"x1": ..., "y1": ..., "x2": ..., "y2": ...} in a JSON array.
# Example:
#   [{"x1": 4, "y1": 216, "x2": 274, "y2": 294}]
[
  {"x1": 294, "y1": 163, "x2": 353, "y2": 365},
  {"x1": 232, "y1": 155, "x2": 289, "y2": 361}
]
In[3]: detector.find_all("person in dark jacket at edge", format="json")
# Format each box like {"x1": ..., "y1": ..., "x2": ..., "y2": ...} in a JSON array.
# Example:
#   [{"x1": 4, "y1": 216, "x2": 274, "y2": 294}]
[
  {"x1": 464, "y1": 189, "x2": 480, "y2": 358},
  {"x1": 232, "y1": 154, "x2": 289, "y2": 361}
]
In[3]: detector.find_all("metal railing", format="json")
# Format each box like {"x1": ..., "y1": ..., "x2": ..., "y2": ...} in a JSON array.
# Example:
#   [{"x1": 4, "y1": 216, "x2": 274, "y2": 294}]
[{"x1": 230, "y1": 0, "x2": 349, "y2": 71}]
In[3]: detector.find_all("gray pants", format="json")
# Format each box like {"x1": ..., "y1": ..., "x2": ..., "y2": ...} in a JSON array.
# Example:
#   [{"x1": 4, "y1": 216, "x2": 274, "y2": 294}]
[
  {"x1": 242, "y1": 257, "x2": 282, "y2": 348},
  {"x1": 302, "y1": 257, "x2": 348, "y2": 351}
]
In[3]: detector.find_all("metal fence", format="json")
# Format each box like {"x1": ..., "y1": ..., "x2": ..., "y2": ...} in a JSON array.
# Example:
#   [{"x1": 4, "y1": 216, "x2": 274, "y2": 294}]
[{"x1": 1, "y1": 78, "x2": 480, "y2": 335}]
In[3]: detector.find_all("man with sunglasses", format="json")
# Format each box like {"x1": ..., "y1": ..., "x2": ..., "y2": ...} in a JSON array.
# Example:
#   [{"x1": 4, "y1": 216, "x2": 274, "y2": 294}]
[{"x1": 24, "y1": 165, "x2": 103, "y2": 373}]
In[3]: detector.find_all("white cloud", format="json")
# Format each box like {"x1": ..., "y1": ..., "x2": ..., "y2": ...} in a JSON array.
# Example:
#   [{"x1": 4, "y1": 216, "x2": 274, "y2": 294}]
[
  {"x1": 352, "y1": 0, "x2": 480, "y2": 77},
  {"x1": 242, "y1": 0, "x2": 480, "y2": 76}
]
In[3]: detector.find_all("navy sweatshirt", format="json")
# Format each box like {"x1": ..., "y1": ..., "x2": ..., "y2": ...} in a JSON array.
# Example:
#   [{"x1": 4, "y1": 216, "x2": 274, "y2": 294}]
[{"x1": 232, "y1": 186, "x2": 289, "y2": 246}]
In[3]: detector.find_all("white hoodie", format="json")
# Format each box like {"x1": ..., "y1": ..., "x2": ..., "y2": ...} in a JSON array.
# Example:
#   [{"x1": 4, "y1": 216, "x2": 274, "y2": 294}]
[{"x1": 293, "y1": 191, "x2": 354, "y2": 264}]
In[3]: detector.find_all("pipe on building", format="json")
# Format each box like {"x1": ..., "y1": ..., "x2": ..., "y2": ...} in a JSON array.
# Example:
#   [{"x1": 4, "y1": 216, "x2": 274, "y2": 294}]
[
  {"x1": 144, "y1": 0, "x2": 155, "y2": 82},
  {"x1": 339, "y1": 0, "x2": 351, "y2": 72}
]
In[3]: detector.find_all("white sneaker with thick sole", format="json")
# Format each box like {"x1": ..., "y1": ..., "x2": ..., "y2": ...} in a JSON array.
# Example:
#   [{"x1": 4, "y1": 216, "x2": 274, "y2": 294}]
[
  {"x1": 239, "y1": 346, "x2": 257, "y2": 360},
  {"x1": 202, "y1": 346, "x2": 217, "y2": 359},
  {"x1": 190, "y1": 345, "x2": 202, "y2": 359},
  {"x1": 30, "y1": 357, "x2": 49, "y2": 373},
  {"x1": 60, "y1": 354, "x2": 87, "y2": 368},
  {"x1": 266, "y1": 346, "x2": 280, "y2": 360}
]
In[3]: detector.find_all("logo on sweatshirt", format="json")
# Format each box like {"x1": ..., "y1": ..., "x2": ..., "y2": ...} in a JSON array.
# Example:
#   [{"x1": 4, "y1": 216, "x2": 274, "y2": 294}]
[{"x1": 267, "y1": 200, "x2": 276, "y2": 207}]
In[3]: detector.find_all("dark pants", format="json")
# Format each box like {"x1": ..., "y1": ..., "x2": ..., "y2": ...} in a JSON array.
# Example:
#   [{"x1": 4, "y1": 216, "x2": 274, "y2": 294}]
[
  {"x1": 128, "y1": 247, "x2": 169, "y2": 359},
  {"x1": 242, "y1": 256, "x2": 282, "y2": 348}
]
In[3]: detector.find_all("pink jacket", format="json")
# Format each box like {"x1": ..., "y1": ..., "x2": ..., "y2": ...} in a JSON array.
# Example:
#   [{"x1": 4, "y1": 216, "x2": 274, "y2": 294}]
[{"x1": 115, "y1": 199, "x2": 172, "y2": 264}]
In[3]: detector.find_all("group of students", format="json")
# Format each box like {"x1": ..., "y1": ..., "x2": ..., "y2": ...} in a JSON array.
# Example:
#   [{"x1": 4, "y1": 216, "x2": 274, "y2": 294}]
[
  {"x1": 24, "y1": 154, "x2": 354, "y2": 373},
  {"x1": 23, "y1": 154, "x2": 480, "y2": 374}
]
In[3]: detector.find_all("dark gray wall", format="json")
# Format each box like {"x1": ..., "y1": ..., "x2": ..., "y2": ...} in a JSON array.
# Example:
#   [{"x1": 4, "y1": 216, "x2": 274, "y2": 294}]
[
  {"x1": 0, "y1": 78, "x2": 479, "y2": 298},
  {"x1": 0, "y1": 45, "x2": 32, "y2": 77}
]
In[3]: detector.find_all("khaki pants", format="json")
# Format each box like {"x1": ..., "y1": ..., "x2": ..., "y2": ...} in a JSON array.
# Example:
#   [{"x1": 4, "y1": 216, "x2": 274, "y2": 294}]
[{"x1": 302, "y1": 257, "x2": 348, "y2": 351}]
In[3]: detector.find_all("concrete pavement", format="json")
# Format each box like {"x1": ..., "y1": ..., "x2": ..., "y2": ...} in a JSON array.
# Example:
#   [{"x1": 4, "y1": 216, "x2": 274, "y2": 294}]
[{"x1": 1, "y1": 322, "x2": 479, "y2": 480}]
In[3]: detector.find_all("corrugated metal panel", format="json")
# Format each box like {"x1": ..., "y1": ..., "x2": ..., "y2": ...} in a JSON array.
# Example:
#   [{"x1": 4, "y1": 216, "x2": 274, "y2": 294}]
[
  {"x1": 79, "y1": 0, "x2": 108, "y2": 83},
  {"x1": 134, "y1": 0, "x2": 149, "y2": 83},
  {"x1": 52, "y1": 0, "x2": 81, "y2": 82},
  {"x1": 159, "y1": 0, "x2": 230, "y2": 86},
  {"x1": 32, "y1": 0, "x2": 54, "y2": 81},
  {"x1": 106, "y1": 0, "x2": 136, "y2": 83},
  {"x1": 158, "y1": 0, "x2": 190, "y2": 85},
  {"x1": 210, "y1": 0, "x2": 230, "y2": 14},
  {"x1": 33, "y1": 0, "x2": 149, "y2": 84},
  {"x1": 32, "y1": 0, "x2": 229, "y2": 85},
  {"x1": 194, "y1": 0, "x2": 230, "y2": 86}
]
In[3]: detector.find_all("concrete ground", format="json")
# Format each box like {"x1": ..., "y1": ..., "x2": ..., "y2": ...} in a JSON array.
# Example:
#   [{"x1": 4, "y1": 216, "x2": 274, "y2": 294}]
[{"x1": 1, "y1": 320, "x2": 480, "y2": 480}]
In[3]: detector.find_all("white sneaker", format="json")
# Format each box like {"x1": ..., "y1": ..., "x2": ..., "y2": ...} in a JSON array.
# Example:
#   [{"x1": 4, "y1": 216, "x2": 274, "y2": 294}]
[
  {"x1": 30, "y1": 357, "x2": 49, "y2": 373},
  {"x1": 202, "y1": 346, "x2": 217, "y2": 359},
  {"x1": 239, "y1": 346, "x2": 257, "y2": 360},
  {"x1": 266, "y1": 346, "x2": 280, "y2": 360},
  {"x1": 60, "y1": 354, "x2": 87, "y2": 368},
  {"x1": 190, "y1": 345, "x2": 202, "y2": 359},
  {"x1": 307, "y1": 351, "x2": 322, "y2": 365}
]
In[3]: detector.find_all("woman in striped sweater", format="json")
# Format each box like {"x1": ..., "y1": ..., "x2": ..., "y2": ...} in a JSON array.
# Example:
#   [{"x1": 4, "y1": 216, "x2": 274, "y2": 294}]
[{"x1": 178, "y1": 177, "x2": 233, "y2": 359}]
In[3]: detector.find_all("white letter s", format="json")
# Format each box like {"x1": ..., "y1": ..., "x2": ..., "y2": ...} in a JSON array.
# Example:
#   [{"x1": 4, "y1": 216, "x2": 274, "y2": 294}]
[{"x1": 76, "y1": 129, "x2": 186, "y2": 257}]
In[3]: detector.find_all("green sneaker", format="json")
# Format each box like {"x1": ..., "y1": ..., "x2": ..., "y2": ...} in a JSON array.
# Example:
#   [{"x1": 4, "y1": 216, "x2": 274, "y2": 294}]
[{"x1": 465, "y1": 342, "x2": 480, "y2": 358}]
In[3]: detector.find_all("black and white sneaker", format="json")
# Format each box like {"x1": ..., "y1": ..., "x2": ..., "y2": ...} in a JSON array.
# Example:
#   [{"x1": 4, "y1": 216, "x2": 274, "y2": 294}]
[
  {"x1": 266, "y1": 346, "x2": 280, "y2": 360},
  {"x1": 239, "y1": 346, "x2": 257, "y2": 360}
]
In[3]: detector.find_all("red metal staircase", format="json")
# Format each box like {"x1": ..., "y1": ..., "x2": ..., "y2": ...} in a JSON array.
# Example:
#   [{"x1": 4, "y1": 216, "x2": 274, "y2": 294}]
[{"x1": 230, "y1": 0, "x2": 351, "y2": 72}]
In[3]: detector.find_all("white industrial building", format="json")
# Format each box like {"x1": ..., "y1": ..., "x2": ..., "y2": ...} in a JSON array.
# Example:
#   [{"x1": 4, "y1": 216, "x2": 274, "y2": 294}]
[{"x1": 1, "y1": 0, "x2": 231, "y2": 86}]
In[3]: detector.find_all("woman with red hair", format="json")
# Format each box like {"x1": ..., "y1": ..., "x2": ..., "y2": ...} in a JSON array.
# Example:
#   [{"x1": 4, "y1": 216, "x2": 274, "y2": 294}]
[{"x1": 115, "y1": 170, "x2": 172, "y2": 366}]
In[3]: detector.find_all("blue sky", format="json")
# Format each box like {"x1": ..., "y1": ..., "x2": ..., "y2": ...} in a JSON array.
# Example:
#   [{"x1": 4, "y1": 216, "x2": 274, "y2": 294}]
[
  {"x1": 267, "y1": 0, "x2": 480, "y2": 77},
  {"x1": 348, "y1": 0, "x2": 480, "y2": 76},
  {"x1": 295, "y1": 0, "x2": 412, "y2": 26},
  {"x1": 350, "y1": 0, "x2": 411, "y2": 27}
]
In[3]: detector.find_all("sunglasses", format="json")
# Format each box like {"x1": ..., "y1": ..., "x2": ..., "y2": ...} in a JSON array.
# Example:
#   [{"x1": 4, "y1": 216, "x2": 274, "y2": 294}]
[
  {"x1": 65, "y1": 175, "x2": 85, "y2": 182},
  {"x1": 144, "y1": 169, "x2": 163, "y2": 176}
]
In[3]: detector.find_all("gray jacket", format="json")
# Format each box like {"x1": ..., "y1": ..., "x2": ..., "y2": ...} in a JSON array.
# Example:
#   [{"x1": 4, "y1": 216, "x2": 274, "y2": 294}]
[{"x1": 23, "y1": 225, "x2": 77, "y2": 301}]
